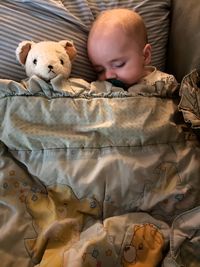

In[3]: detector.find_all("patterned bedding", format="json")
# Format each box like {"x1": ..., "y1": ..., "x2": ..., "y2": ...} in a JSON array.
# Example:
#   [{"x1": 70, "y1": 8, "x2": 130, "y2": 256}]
[{"x1": 0, "y1": 73, "x2": 200, "y2": 267}]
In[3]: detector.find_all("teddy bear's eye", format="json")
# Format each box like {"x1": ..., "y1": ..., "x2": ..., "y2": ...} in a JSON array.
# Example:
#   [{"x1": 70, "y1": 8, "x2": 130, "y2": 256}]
[
  {"x1": 33, "y1": 59, "x2": 37, "y2": 65},
  {"x1": 60, "y1": 59, "x2": 64, "y2": 65}
]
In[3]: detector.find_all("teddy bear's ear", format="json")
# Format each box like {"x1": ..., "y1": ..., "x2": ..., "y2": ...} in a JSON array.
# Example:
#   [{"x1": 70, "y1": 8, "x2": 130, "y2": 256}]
[
  {"x1": 59, "y1": 40, "x2": 77, "y2": 61},
  {"x1": 16, "y1": 41, "x2": 35, "y2": 65}
]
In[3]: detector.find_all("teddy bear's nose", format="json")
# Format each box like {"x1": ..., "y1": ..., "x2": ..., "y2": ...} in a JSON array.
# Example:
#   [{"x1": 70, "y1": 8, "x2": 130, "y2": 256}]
[{"x1": 48, "y1": 65, "x2": 53, "y2": 70}]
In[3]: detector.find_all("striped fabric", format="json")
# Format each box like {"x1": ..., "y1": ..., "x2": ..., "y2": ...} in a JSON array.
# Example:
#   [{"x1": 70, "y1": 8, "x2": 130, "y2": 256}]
[{"x1": 0, "y1": 0, "x2": 171, "y2": 82}]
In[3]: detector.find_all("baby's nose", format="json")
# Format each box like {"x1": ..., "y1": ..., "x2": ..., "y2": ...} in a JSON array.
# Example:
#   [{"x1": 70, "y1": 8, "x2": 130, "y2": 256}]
[{"x1": 105, "y1": 69, "x2": 117, "y2": 80}]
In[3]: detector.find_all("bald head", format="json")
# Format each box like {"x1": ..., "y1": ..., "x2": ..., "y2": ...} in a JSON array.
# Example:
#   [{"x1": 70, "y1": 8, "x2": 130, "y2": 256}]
[{"x1": 88, "y1": 8, "x2": 148, "y2": 49}]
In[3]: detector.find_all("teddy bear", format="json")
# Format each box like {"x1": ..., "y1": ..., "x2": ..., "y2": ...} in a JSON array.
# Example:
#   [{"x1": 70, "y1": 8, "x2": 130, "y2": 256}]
[
  {"x1": 122, "y1": 223, "x2": 164, "y2": 267},
  {"x1": 15, "y1": 40, "x2": 77, "y2": 81}
]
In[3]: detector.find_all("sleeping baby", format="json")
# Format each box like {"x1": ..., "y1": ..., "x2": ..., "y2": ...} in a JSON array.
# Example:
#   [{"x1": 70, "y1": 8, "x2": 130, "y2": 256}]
[{"x1": 87, "y1": 8, "x2": 177, "y2": 92}]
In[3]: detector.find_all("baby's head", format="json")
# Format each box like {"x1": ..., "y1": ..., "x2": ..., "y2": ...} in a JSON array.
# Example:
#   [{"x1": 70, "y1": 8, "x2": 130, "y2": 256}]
[{"x1": 87, "y1": 9, "x2": 151, "y2": 87}]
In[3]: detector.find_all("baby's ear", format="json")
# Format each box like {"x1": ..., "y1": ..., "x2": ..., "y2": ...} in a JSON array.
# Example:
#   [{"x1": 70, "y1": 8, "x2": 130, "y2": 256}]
[
  {"x1": 143, "y1": 44, "x2": 152, "y2": 65},
  {"x1": 16, "y1": 41, "x2": 35, "y2": 65},
  {"x1": 59, "y1": 40, "x2": 77, "y2": 61}
]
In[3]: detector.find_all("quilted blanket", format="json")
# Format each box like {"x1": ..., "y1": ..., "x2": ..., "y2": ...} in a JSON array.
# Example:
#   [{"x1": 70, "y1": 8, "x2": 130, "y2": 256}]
[{"x1": 0, "y1": 73, "x2": 200, "y2": 267}]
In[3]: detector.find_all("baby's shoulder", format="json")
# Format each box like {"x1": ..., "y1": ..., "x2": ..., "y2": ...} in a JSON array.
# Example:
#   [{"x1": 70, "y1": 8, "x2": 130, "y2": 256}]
[{"x1": 142, "y1": 66, "x2": 177, "y2": 86}]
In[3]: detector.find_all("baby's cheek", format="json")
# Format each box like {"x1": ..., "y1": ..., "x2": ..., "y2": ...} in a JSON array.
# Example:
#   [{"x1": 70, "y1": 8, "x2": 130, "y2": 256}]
[
  {"x1": 119, "y1": 71, "x2": 135, "y2": 83},
  {"x1": 125, "y1": 68, "x2": 144, "y2": 84}
]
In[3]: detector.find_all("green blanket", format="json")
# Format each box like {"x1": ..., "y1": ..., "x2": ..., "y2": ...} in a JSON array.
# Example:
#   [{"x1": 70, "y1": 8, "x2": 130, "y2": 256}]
[{"x1": 0, "y1": 73, "x2": 200, "y2": 267}]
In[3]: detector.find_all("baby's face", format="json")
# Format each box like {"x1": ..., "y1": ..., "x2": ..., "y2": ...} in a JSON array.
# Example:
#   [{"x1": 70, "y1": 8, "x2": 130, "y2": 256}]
[{"x1": 87, "y1": 27, "x2": 151, "y2": 87}]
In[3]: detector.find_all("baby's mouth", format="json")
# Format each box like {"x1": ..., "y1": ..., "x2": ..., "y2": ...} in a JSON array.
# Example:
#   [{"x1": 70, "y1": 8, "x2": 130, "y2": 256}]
[{"x1": 106, "y1": 79, "x2": 128, "y2": 90}]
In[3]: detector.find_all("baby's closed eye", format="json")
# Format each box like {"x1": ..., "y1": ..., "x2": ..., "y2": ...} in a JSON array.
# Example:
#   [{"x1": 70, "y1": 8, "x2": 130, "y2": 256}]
[{"x1": 111, "y1": 61, "x2": 125, "y2": 68}]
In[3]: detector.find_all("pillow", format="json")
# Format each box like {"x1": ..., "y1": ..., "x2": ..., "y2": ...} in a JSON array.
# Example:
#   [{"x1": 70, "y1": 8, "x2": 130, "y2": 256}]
[
  {"x1": 0, "y1": 0, "x2": 171, "y2": 82},
  {"x1": 166, "y1": 0, "x2": 200, "y2": 82}
]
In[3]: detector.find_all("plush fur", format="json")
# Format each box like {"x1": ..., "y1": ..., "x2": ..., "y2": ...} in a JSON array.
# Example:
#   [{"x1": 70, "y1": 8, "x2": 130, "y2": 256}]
[{"x1": 16, "y1": 40, "x2": 77, "y2": 81}]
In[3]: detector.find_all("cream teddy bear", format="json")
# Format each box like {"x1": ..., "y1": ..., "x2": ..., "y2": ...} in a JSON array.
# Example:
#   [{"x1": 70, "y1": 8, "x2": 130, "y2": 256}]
[{"x1": 16, "y1": 40, "x2": 77, "y2": 81}]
